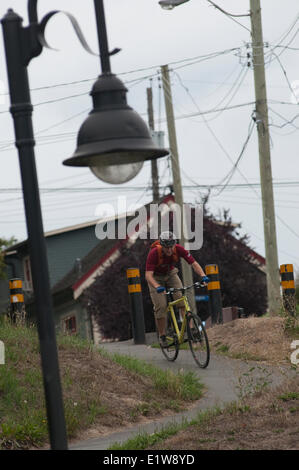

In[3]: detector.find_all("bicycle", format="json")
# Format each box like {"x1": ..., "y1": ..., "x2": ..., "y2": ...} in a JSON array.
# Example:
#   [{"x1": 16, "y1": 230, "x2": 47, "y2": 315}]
[{"x1": 158, "y1": 281, "x2": 210, "y2": 369}]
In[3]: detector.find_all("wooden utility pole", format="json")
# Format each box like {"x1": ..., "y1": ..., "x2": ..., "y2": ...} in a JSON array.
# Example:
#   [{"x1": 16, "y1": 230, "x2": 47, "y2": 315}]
[
  {"x1": 250, "y1": 0, "x2": 281, "y2": 315},
  {"x1": 161, "y1": 64, "x2": 196, "y2": 313},
  {"x1": 147, "y1": 86, "x2": 160, "y2": 203}
]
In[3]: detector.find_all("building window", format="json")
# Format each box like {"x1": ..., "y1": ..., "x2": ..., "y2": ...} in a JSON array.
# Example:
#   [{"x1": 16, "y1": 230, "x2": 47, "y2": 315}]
[
  {"x1": 23, "y1": 256, "x2": 33, "y2": 292},
  {"x1": 63, "y1": 316, "x2": 77, "y2": 335}
]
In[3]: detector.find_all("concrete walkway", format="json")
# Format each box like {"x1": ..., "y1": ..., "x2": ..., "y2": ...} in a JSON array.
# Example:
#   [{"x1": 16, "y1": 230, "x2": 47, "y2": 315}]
[{"x1": 69, "y1": 334, "x2": 292, "y2": 450}]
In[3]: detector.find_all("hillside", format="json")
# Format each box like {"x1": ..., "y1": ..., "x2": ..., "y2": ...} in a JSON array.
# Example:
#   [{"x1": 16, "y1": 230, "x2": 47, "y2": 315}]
[
  {"x1": 207, "y1": 315, "x2": 298, "y2": 364},
  {"x1": 0, "y1": 320, "x2": 202, "y2": 450},
  {"x1": 0, "y1": 314, "x2": 297, "y2": 450}
]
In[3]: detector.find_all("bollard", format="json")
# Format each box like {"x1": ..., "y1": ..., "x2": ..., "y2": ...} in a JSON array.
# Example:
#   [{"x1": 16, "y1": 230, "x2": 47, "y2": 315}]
[
  {"x1": 9, "y1": 278, "x2": 26, "y2": 324},
  {"x1": 126, "y1": 268, "x2": 146, "y2": 344},
  {"x1": 205, "y1": 264, "x2": 223, "y2": 324},
  {"x1": 280, "y1": 264, "x2": 296, "y2": 317}
]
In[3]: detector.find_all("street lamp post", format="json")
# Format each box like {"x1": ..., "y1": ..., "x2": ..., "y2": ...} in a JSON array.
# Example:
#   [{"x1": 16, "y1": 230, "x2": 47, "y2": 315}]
[
  {"x1": 1, "y1": 0, "x2": 168, "y2": 450},
  {"x1": 1, "y1": 7, "x2": 68, "y2": 450}
]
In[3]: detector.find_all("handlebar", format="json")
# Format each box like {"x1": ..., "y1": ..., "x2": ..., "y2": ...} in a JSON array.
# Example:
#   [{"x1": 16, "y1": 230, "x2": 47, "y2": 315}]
[{"x1": 164, "y1": 281, "x2": 208, "y2": 296}]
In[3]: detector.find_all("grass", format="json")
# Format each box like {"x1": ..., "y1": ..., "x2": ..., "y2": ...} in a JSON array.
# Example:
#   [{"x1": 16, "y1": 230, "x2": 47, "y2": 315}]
[
  {"x1": 0, "y1": 320, "x2": 48, "y2": 448},
  {"x1": 108, "y1": 407, "x2": 222, "y2": 450},
  {"x1": 109, "y1": 422, "x2": 188, "y2": 450},
  {"x1": 212, "y1": 341, "x2": 266, "y2": 362},
  {"x1": 0, "y1": 319, "x2": 204, "y2": 449},
  {"x1": 99, "y1": 349, "x2": 204, "y2": 402},
  {"x1": 278, "y1": 392, "x2": 299, "y2": 401}
]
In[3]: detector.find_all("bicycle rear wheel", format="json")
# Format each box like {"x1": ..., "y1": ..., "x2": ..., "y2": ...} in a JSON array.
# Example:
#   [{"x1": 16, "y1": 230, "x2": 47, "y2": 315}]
[
  {"x1": 159, "y1": 311, "x2": 179, "y2": 362},
  {"x1": 187, "y1": 313, "x2": 210, "y2": 368}
]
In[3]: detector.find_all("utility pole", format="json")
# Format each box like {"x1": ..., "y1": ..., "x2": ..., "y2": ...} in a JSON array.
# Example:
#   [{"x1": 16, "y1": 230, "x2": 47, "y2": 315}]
[
  {"x1": 147, "y1": 86, "x2": 160, "y2": 203},
  {"x1": 161, "y1": 64, "x2": 196, "y2": 313},
  {"x1": 250, "y1": 0, "x2": 281, "y2": 315}
]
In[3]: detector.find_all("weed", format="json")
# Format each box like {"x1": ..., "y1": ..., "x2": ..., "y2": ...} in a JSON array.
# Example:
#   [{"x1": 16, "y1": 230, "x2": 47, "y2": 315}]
[
  {"x1": 278, "y1": 392, "x2": 299, "y2": 401},
  {"x1": 216, "y1": 344, "x2": 230, "y2": 354},
  {"x1": 108, "y1": 422, "x2": 185, "y2": 450},
  {"x1": 236, "y1": 365, "x2": 272, "y2": 401}
]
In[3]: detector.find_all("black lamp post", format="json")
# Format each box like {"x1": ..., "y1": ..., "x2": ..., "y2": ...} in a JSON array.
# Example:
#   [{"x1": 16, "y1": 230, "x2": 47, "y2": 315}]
[{"x1": 1, "y1": 0, "x2": 167, "y2": 450}]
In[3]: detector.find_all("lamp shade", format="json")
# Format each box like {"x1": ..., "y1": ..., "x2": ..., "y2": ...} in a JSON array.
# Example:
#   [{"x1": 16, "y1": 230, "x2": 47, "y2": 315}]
[
  {"x1": 159, "y1": 0, "x2": 190, "y2": 9},
  {"x1": 63, "y1": 74, "x2": 169, "y2": 169}
]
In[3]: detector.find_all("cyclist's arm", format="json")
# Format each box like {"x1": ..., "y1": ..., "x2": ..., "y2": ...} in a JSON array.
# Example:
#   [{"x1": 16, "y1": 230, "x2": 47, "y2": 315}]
[
  {"x1": 145, "y1": 271, "x2": 161, "y2": 290},
  {"x1": 191, "y1": 261, "x2": 206, "y2": 278}
]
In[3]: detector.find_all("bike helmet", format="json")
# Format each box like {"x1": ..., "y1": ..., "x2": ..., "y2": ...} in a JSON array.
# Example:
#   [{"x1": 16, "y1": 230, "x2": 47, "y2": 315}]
[{"x1": 159, "y1": 231, "x2": 176, "y2": 247}]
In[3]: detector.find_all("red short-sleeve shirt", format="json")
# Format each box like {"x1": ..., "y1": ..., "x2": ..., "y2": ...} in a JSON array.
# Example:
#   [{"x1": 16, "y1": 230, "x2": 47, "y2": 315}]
[{"x1": 146, "y1": 244, "x2": 195, "y2": 275}]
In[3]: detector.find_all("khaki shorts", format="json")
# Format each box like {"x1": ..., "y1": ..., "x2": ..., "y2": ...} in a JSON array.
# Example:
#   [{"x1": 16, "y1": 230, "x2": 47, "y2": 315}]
[{"x1": 148, "y1": 268, "x2": 185, "y2": 320}]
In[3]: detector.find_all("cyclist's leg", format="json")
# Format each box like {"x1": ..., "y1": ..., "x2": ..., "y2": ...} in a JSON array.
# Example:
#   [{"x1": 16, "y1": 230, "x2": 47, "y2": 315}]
[
  {"x1": 156, "y1": 317, "x2": 166, "y2": 337},
  {"x1": 148, "y1": 274, "x2": 168, "y2": 337},
  {"x1": 167, "y1": 268, "x2": 186, "y2": 321}
]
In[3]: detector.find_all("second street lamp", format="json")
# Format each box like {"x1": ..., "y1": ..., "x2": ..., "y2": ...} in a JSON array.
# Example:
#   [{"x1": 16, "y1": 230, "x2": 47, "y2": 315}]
[
  {"x1": 159, "y1": 0, "x2": 190, "y2": 10},
  {"x1": 1, "y1": 0, "x2": 168, "y2": 449}
]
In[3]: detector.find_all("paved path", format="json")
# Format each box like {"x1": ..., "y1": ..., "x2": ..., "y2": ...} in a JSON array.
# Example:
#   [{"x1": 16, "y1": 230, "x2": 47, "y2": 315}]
[{"x1": 69, "y1": 334, "x2": 292, "y2": 450}]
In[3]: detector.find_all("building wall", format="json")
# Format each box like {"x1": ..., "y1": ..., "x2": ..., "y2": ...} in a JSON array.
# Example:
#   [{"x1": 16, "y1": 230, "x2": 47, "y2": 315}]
[
  {"x1": 4, "y1": 224, "x2": 100, "y2": 290},
  {"x1": 54, "y1": 299, "x2": 93, "y2": 341},
  {"x1": 45, "y1": 226, "x2": 99, "y2": 288}
]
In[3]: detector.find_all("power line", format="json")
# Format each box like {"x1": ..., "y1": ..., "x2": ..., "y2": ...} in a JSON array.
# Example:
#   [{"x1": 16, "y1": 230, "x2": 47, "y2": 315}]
[
  {"x1": 173, "y1": 69, "x2": 257, "y2": 193},
  {"x1": 1, "y1": 181, "x2": 299, "y2": 193},
  {"x1": 270, "y1": 52, "x2": 299, "y2": 104},
  {"x1": 205, "y1": 0, "x2": 251, "y2": 33},
  {"x1": 265, "y1": 13, "x2": 299, "y2": 61},
  {"x1": 0, "y1": 46, "x2": 244, "y2": 98},
  {"x1": 212, "y1": 117, "x2": 255, "y2": 196}
]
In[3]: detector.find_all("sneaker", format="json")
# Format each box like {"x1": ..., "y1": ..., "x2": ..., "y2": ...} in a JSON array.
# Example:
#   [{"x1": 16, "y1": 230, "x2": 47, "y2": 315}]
[{"x1": 159, "y1": 335, "x2": 168, "y2": 348}]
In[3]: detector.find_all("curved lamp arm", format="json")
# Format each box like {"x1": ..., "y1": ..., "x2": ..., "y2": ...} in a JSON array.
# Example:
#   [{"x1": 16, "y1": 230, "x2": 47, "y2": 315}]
[
  {"x1": 207, "y1": 0, "x2": 250, "y2": 18},
  {"x1": 26, "y1": 0, "x2": 121, "y2": 73},
  {"x1": 38, "y1": 10, "x2": 99, "y2": 56}
]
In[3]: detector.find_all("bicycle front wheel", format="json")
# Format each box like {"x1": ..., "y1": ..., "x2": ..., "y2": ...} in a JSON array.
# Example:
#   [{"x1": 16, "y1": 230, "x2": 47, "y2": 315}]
[
  {"x1": 187, "y1": 313, "x2": 210, "y2": 368},
  {"x1": 159, "y1": 311, "x2": 179, "y2": 362}
]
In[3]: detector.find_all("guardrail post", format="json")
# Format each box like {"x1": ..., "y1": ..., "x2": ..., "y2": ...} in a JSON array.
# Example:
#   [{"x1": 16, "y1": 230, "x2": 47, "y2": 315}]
[
  {"x1": 280, "y1": 264, "x2": 296, "y2": 317},
  {"x1": 126, "y1": 268, "x2": 146, "y2": 344},
  {"x1": 9, "y1": 278, "x2": 26, "y2": 324},
  {"x1": 205, "y1": 264, "x2": 223, "y2": 324}
]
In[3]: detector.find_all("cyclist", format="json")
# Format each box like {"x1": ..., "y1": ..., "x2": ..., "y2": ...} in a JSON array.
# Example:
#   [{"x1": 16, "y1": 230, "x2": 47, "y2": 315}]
[{"x1": 145, "y1": 231, "x2": 209, "y2": 348}]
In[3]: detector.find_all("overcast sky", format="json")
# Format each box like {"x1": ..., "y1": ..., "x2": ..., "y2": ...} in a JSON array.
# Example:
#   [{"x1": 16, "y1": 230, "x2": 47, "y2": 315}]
[{"x1": 0, "y1": 0, "x2": 298, "y2": 274}]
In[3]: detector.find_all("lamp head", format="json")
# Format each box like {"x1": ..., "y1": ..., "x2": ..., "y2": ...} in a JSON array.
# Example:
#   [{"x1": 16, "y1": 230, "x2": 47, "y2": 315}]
[{"x1": 63, "y1": 73, "x2": 168, "y2": 184}]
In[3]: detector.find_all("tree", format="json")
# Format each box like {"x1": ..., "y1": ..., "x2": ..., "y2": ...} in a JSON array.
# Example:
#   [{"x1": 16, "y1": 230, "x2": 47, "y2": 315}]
[
  {"x1": 0, "y1": 237, "x2": 17, "y2": 280},
  {"x1": 193, "y1": 207, "x2": 267, "y2": 317},
  {"x1": 82, "y1": 207, "x2": 267, "y2": 341}
]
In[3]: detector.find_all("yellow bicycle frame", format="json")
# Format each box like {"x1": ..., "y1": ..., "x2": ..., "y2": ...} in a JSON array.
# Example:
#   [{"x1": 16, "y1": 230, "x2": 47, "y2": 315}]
[{"x1": 166, "y1": 295, "x2": 191, "y2": 345}]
